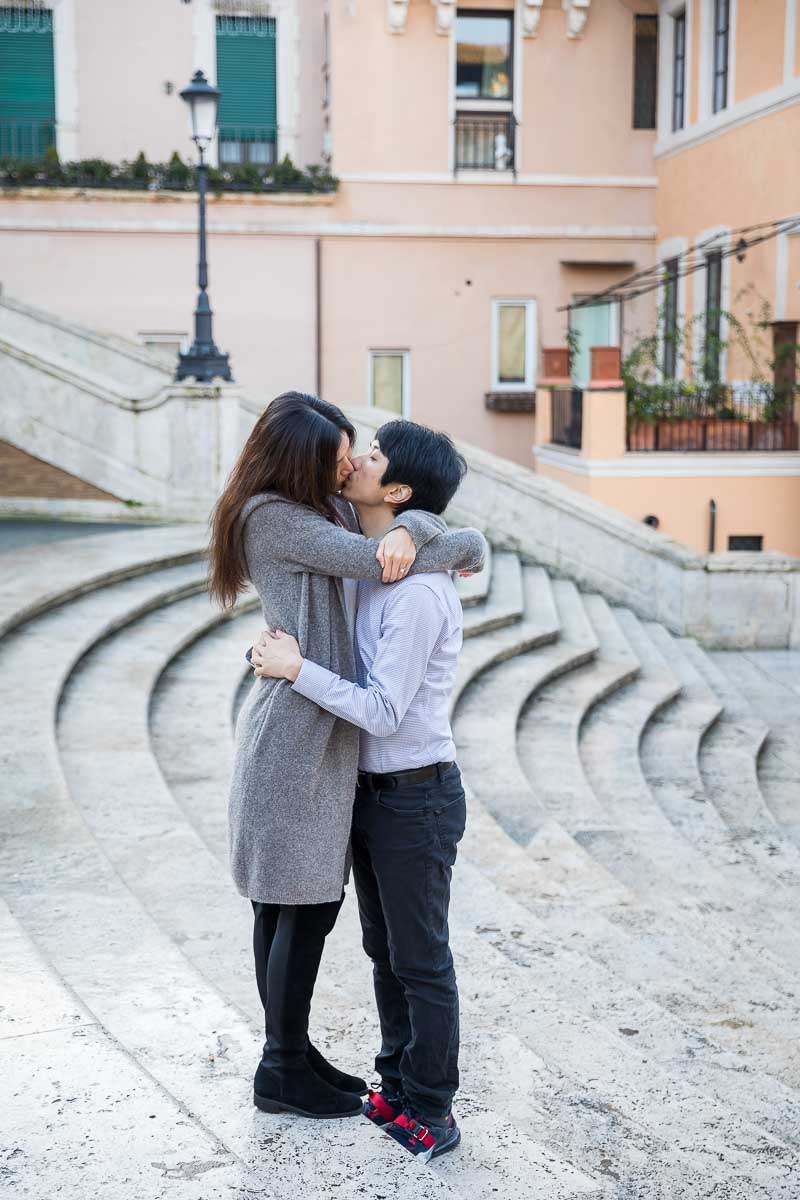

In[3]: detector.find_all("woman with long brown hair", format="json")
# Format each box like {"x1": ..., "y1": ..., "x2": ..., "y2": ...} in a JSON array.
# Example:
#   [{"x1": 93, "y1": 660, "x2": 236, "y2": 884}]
[{"x1": 208, "y1": 392, "x2": 485, "y2": 1121}]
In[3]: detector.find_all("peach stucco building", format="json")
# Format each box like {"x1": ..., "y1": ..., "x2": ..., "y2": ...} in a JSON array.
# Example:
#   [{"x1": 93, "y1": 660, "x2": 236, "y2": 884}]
[{"x1": 0, "y1": 0, "x2": 798, "y2": 553}]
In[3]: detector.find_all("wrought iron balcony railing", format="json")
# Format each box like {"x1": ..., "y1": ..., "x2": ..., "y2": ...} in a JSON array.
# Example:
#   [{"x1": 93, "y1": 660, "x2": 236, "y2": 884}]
[
  {"x1": 454, "y1": 112, "x2": 515, "y2": 174},
  {"x1": 626, "y1": 383, "x2": 799, "y2": 451},
  {"x1": 551, "y1": 387, "x2": 583, "y2": 449}
]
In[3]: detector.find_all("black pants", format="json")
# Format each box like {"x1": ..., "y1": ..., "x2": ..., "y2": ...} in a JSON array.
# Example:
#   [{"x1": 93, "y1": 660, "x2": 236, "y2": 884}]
[
  {"x1": 252, "y1": 894, "x2": 344, "y2": 1066},
  {"x1": 351, "y1": 761, "x2": 467, "y2": 1123}
]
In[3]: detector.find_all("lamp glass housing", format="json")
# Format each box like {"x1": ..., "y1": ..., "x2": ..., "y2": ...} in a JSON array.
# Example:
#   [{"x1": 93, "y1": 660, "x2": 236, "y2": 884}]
[{"x1": 180, "y1": 70, "x2": 221, "y2": 151}]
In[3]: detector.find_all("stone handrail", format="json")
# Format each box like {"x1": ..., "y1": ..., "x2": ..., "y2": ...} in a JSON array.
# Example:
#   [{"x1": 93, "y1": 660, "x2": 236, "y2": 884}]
[{"x1": 348, "y1": 407, "x2": 800, "y2": 649}]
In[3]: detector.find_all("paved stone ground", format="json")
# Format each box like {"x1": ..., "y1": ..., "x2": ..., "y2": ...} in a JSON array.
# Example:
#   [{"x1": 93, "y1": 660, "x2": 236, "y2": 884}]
[{"x1": 2, "y1": 524, "x2": 799, "y2": 1200}]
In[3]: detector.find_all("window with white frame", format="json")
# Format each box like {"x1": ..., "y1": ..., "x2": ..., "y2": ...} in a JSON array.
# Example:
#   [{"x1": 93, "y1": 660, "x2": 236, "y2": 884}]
[
  {"x1": 368, "y1": 350, "x2": 409, "y2": 416},
  {"x1": 491, "y1": 300, "x2": 536, "y2": 392}
]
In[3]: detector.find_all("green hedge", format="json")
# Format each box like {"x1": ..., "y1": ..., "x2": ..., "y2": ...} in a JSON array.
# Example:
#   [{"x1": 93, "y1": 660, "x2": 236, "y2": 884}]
[{"x1": 0, "y1": 148, "x2": 338, "y2": 194}]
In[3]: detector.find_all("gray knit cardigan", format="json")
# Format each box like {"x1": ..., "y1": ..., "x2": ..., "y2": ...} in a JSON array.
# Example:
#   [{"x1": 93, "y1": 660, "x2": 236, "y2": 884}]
[{"x1": 228, "y1": 493, "x2": 487, "y2": 905}]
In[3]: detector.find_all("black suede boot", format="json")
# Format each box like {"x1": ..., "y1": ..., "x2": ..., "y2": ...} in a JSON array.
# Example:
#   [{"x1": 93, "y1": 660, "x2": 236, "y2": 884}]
[
  {"x1": 254, "y1": 1060, "x2": 362, "y2": 1119},
  {"x1": 307, "y1": 1041, "x2": 367, "y2": 1095},
  {"x1": 253, "y1": 899, "x2": 362, "y2": 1119}
]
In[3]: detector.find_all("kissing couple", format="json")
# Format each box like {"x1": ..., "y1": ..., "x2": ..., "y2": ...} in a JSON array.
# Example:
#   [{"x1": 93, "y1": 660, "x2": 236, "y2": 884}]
[{"x1": 208, "y1": 392, "x2": 486, "y2": 1162}]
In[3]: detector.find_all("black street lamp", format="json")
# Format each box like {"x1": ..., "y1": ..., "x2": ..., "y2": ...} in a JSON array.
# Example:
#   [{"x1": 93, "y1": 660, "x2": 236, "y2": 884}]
[{"x1": 175, "y1": 69, "x2": 233, "y2": 382}]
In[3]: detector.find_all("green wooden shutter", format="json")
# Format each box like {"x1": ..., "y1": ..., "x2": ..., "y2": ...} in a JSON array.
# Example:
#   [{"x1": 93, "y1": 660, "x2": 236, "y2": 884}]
[
  {"x1": 216, "y1": 15, "x2": 276, "y2": 152},
  {"x1": 0, "y1": 7, "x2": 56, "y2": 159}
]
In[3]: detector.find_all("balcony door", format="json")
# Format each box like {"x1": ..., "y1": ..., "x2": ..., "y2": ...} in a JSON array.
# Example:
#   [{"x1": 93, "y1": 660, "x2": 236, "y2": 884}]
[{"x1": 570, "y1": 299, "x2": 619, "y2": 388}]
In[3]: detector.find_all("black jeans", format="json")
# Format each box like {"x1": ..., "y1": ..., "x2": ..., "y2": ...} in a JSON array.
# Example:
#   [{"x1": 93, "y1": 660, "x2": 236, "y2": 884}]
[
  {"x1": 252, "y1": 894, "x2": 344, "y2": 1067},
  {"x1": 351, "y1": 761, "x2": 467, "y2": 1123}
]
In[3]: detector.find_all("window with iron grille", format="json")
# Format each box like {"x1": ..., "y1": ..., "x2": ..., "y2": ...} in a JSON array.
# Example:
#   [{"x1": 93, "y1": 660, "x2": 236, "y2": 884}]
[
  {"x1": 728, "y1": 535, "x2": 763, "y2": 551},
  {"x1": 704, "y1": 251, "x2": 723, "y2": 383},
  {"x1": 633, "y1": 15, "x2": 658, "y2": 129},
  {"x1": 712, "y1": 0, "x2": 729, "y2": 113},
  {"x1": 215, "y1": 15, "x2": 277, "y2": 166},
  {"x1": 672, "y1": 10, "x2": 686, "y2": 132},
  {"x1": 0, "y1": 4, "x2": 55, "y2": 160},
  {"x1": 662, "y1": 258, "x2": 679, "y2": 379}
]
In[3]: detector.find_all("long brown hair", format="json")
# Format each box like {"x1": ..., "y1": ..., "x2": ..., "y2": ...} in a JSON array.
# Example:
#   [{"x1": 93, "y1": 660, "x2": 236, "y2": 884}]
[{"x1": 208, "y1": 391, "x2": 355, "y2": 610}]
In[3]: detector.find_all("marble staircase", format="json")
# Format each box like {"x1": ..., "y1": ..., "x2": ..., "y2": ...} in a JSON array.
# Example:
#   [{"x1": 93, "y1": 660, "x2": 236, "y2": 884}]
[{"x1": 2, "y1": 525, "x2": 799, "y2": 1199}]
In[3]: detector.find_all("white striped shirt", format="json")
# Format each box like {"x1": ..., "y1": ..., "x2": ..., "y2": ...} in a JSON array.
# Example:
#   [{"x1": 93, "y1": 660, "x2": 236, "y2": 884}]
[{"x1": 291, "y1": 572, "x2": 462, "y2": 772}]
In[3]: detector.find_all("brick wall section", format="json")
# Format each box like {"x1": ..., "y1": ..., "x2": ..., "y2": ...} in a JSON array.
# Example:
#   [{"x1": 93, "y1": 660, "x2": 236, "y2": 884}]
[{"x1": 0, "y1": 441, "x2": 121, "y2": 500}]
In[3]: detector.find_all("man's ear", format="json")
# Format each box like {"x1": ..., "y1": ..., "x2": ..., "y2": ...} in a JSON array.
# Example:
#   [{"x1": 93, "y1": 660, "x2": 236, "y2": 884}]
[{"x1": 384, "y1": 483, "x2": 412, "y2": 507}]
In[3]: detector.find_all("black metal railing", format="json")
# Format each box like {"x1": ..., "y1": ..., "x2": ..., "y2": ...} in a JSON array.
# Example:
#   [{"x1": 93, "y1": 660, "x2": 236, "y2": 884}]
[
  {"x1": 0, "y1": 119, "x2": 56, "y2": 161},
  {"x1": 626, "y1": 383, "x2": 798, "y2": 451},
  {"x1": 454, "y1": 112, "x2": 515, "y2": 173},
  {"x1": 551, "y1": 387, "x2": 583, "y2": 449}
]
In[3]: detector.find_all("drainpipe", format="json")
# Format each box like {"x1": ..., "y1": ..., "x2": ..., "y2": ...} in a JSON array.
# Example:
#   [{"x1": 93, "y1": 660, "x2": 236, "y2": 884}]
[{"x1": 708, "y1": 498, "x2": 717, "y2": 553}]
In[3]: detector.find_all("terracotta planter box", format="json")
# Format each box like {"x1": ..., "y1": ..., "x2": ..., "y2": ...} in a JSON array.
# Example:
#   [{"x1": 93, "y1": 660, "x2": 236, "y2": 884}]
[
  {"x1": 542, "y1": 347, "x2": 570, "y2": 382},
  {"x1": 749, "y1": 420, "x2": 799, "y2": 450},
  {"x1": 628, "y1": 416, "x2": 800, "y2": 452},
  {"x1": 589, "y1": 346, "x2": 622, "y2": 386},
  {"x1": 627, "y1": 422, "x2": 656, "y2": 450}
]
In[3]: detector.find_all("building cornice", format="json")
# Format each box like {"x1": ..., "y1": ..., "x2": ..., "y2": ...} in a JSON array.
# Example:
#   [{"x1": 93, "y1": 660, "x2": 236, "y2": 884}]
[
  {"x1": 534, "y1": 444, "x2": 800, "y2": 478},
  {"x1": 0, "y1": 213, "x2": 658, "y2": 240},
  {"x1": 337, "y1": 171, "x2": 658, "y2": 188},
  {"x1": 655, "y1": 77, "x2": 800, "y2": 160}
]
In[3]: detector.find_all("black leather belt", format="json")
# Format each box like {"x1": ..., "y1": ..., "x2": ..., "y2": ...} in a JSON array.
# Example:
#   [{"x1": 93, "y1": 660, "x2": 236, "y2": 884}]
[{"x1": 357, "y1": 761, "x2": 455, "y2": 792}]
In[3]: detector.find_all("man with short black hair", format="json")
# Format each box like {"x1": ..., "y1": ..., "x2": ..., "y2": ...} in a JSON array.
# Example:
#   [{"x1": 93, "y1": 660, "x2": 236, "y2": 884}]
[{"x1": 252, "y1": 419, "x2": 480, "y2": 1161}]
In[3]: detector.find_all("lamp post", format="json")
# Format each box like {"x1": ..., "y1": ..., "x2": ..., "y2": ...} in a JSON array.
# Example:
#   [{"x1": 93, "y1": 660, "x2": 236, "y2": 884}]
[{"x1": 175, "y1": 69, "x2": 233, "y2": 382}]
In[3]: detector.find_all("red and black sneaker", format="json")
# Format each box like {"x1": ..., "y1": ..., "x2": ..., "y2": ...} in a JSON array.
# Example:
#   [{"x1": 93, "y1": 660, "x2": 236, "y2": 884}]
[
  {"x1": 383, "y1": 1110, "x2": 461, "y2": 1163},
  {"x1": 362, "y1": 1087, "x2": 404, "y2": 1128}
]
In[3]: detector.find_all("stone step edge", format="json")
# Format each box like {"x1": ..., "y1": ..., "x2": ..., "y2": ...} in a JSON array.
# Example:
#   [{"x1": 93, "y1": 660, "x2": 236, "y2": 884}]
[{"x1": 0, "y1": 545, "x2": 207, "y2": 639}]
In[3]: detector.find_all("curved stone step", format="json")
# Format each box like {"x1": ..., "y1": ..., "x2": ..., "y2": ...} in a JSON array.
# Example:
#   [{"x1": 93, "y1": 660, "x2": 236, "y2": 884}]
[
  {"x1": 49, "y1": 585, "x2": 602, "y2": 1200},
  {"x1": 455, "y1": 541, "x2": 492, "y2": 608},
  {"x1": 453, "y1": 565, "x2": 560, "y2": 706},
  {"x1": 455, "y1": 579, "x2": 598, "y2": 847},
  {"x1": 462, "y1": 551, "x2": 524, "y2": 638},
  {"x1": 456, "y1": 591, "x2": 800, "y2": 1084},
  {"x1": 142, "y1": 597, "x2": 800, "y2": 1190},
  {"x1": 0, "y1": 523, "x2": 205, "y2": 636},
  {"x1": 516, "y1": 593, "x2": 639, "y2": 833},
  {"x1": 681, "y1": 639, "x2": 800, "y2": 878},
  {"x1": 144, "y1": 598, "x2": 699, "y2": 1195},
  {"x1": 639, "y1": 623, "x2": 800, "y2": 907},
  {"x1": 576, "y1": 606, "x2": 800, "y2": 986},
  {"x1": 1, "y1": 568, "x2": 509, "y2": 1199},
  {"x1": 0, "y1": 895, "x2": 243, "y2": 1198},
  {"x1": 709, "y1": 649, "x2": 800, "y2": 851},
  {"x1": 150, "y1": 607, "x2": 260, "y2": 854},
  {"x1": 451, "y1": 857, "x2": 800, "y2": 1185}
]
